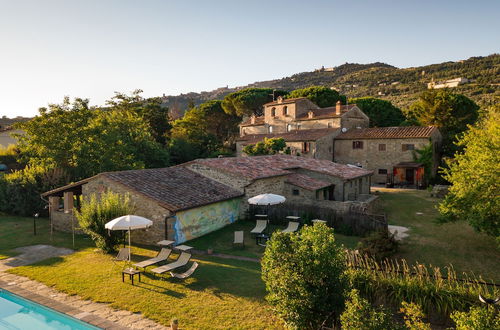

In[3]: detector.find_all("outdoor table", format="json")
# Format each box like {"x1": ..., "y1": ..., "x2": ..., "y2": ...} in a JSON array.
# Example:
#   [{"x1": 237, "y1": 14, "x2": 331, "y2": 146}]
[
  {"x1": 255, "y1": 214, "x2": 267, "y2": 218},
  {"x1": 157, "y1": 240, "x2": 175, "y2": 246},
  {"x1": 174, "y1": 245, "x2": 193, "y2": 251},
  {"x1": 255, "y1": 234, "x2": 270, "y2": 247},
  {"x1": 312, "y1": 219, "x2": 327, "y2": 225},
  {"x1": 122, "y1": 268, "x2": 143, "y2": 285},
  {"x1": 286, "y1": 216, "x2": 300, "y2": 220}
]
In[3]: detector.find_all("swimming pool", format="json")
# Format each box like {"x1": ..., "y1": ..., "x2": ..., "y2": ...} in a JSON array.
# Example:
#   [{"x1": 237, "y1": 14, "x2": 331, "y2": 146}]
[{"x1": 0, "y1": 289, "x2": 100, "y2": 329}]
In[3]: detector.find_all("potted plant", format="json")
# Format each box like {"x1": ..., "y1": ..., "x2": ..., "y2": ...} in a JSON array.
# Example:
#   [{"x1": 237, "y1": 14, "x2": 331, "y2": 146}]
[{"x1": 207, "y1": 247, "x2": 213, "y2": 255}]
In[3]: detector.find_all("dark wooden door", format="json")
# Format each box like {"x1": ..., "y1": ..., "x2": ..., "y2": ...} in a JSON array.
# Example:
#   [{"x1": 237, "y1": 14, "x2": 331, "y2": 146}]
[{"x1": 405, "y1": 169, "x2": 414, "y2": 184}]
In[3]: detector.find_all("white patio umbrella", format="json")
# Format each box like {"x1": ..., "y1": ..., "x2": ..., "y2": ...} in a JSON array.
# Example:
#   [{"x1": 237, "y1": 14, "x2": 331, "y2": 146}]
[
  {"x1": 248, "y1": 193, "x2": 286, "y2": 206},
  {"x1": 105, "y1": 215, "x2": 153, "y2": 261}
]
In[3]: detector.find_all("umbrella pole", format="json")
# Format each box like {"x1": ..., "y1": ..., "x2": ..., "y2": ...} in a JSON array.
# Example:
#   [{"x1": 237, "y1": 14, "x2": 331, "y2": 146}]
[{"x1": 128, "y1": 228, "x2": 131, "y2": 262}]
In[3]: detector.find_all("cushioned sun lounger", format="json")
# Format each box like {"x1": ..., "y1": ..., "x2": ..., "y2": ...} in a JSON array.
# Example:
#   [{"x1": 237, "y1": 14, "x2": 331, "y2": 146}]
[
  {"x1": 170, "y1": 262, "x2": 199, "y2": 279},
  {"x1": 150, "y1": 251, "x2": 192, "y2": 274},
  {"x1": 133, "y1": 248, "x2": 172, "y2": 269},
  {"x1": 282, "y1": 221, "x2": 300, "y2": 233},
  {"x1": 114, "y1": 247, "x2": 130, "y2": 261},
  {"x1": 250, "y1": 220, "x2": 267, "y2": 235}
]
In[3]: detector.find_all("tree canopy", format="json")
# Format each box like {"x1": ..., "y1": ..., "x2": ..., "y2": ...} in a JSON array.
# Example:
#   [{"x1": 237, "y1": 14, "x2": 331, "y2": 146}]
[
  {"x1": 16, "y1": 97, "x2": 169, "y2": 180},
  {"x1": 170, "y1": 100, "x2": 240, "y2": 163},
  {"x1": 407, "y1": 90, "x2": 479, "y2": 156},
  {"x1": 221, "y1": 88, "x2": 288, "y2": 117},
  {"x1": 287, "y1": 86, "x2": 346, "y2": 107},
  {"x1": 242, "y1": 138, "x2": 286, "y2": 156},
  {"x1": 349, "y1": 97, "x2": 405, "y2": 127},
  {"x1": 438, "y1": 105, "x2": 499, "y2": 243}
]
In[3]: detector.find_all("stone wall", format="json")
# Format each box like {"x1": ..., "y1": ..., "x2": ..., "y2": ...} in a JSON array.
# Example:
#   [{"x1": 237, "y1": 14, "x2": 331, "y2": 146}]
[
  {"x1": 51, "y1": 211, "x2": 84, "y2": 234},
  {"x1": 334, "y1": 137, "x2": 437, "y2": 184},
  {"x1": 340, "y1": 107, "x2": 370, "y2": 129},
  {"x1": 187, "y1": 163, "x2": 249, "y2": 191}
]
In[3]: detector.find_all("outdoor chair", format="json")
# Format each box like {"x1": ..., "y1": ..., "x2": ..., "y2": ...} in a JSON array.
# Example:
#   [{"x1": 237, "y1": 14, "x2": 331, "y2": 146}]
[
  {"x1": 114, "y1": 247, "x2": 130, "y2": 262},
  {"x1": 250, "y1": 219, "x2": 267, "y2": 235},
  {"x1": 170, "y1": 262, "x2": 199, "y2": 280},
  {"x1": 281, "y1": 221, "x2": 300, "y2": 233},
  {"x1": 150, "y1": 251, "x2": 192, "y2": 274},
  {"x1": 233, "y1": 231, "x2": 244, "y2": 248},
  {"x1": 133, "y1": 248, "x2": 172, "y2": 269}
]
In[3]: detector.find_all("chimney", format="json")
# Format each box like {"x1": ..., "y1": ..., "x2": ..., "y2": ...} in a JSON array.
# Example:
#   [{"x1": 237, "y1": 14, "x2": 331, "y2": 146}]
[
  {"x1": 250, "y1": 115, "x2": 255, "y2": 125},
  {"x1": 335, "y1": 101, "x2": 342, "y2": 115},
  {"x1": 308, "y1": 111, "x2": 314, "y2": 119}
]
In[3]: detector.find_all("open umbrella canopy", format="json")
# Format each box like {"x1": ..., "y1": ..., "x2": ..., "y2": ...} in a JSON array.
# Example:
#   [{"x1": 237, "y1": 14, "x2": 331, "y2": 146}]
[
  {"x1": 248, "y1": 193, "x2": 286, "y2": 206},
  {"x1": 105, "y1": 215, "x2": 153, "y2": 230}
]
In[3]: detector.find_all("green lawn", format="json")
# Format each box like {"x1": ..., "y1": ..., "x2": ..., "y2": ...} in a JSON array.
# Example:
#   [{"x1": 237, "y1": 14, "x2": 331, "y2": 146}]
[
  {"x1": 374, "y1": 187, "x2": 500, "y2": 282},
  {"x1": 1, "y1": 216, "x2": 281, "y2": 329}
]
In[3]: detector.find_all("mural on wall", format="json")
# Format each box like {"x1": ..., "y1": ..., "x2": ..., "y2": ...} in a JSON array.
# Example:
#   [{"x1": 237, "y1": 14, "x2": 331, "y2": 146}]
[{"x1": 173, "y1": 198, "x2": 241, "y2": 244}]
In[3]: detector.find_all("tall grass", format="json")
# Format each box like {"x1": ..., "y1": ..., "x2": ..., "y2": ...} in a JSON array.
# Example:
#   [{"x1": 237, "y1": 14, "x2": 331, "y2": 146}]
[{"x1": 346, "y1": 250, "x2": 499, "y2": 318}]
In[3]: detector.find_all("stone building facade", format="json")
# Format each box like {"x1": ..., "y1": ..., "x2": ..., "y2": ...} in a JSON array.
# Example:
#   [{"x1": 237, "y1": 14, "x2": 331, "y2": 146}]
[{"x1": 334, "y1": 126, "x2": 442, "y2": 185}]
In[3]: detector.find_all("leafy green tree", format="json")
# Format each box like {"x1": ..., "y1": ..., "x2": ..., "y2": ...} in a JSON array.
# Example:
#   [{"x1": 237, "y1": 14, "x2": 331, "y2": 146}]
[
  {"x1": 451, "y1": 305, "x2": 500, "y2": 330},
  {"x1": 17, "y1": 97, "x2": 169, "y2": 181},
  {"x1": 221, "y1": 88, "x2": 288, "y2": 117},
  {"x1": 287, "y1": 86, "x2": 346, "y2": 107},
  {"x1": 75, "y1": 191, "x2": 134, "y2": 252},
  {"x1": 261, "y1": 224, "x2": 348, "y2": 329},
  {"x1": 350, "y1": 97, "x2": 405, "y2": 127},
  {"x1": 438, "y1": 106, "x2": 499, "y2": 243},
  {"x1": 412, "y1": 143, "x2": 434, "y2": 184},
  {"x1": 340, "y1": 289, "x2": 395, "y2": 330},
  {"x1": 242, "y1": 138, "x2": 286, "y2": 156},
  {"x1": 106, "y1": 89, "x2": 171, "y2": 145},
  {"x1": 407, "y1": 90, "x2": 479, "y2": 156},
  {"x1": 170, "y1": 100, "x2": 240, "y2": 163}
]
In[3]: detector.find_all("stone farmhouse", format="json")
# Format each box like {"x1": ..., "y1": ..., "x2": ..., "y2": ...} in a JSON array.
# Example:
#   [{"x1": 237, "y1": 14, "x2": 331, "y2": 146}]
[
  {"x1": 43, "y1": 155, "x2": 373, "y2": 245},
  {"x1": 236, "y1": 97, "x2": 441, "y2": 186}
]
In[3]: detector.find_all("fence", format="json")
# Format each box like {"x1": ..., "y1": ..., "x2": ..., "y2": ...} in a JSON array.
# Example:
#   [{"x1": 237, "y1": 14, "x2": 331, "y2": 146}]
[{"x1": 249, "y1": 202, "x2": 387, "y2": 236}]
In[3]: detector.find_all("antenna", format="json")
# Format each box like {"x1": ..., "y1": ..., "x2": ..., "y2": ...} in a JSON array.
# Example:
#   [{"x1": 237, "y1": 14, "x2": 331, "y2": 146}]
[{"x1": 269, "y1": 89, "x2": 276, "y2": 101}]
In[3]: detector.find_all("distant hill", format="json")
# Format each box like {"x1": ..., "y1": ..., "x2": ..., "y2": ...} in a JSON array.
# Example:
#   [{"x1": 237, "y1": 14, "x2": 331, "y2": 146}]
[{"x1": 161, "y1": 54, "x2": 500, "y2": 116}]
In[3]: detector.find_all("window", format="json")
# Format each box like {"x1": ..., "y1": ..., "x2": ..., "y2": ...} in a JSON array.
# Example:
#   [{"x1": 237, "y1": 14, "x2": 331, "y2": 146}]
[
  {"x1": 327, "y1": 122, "x2": 333, "y2": 128},
  {"x1": 287, "y1": 124, "x2": 292, "y2": 132},
  {"x1": 378, "y1": 169, "x2": 388, "y2": 175},
  {"x1": 269, "y1": 125, "x2": 273, "y2": 133},
  {"x1": 352, "y1": 141, "x2": 363, "y2": 149},
  {"x1": 316, "y1": 190, "x2": 321, "y2": 199},
  {"x1": 378, "y1": 144, "x2": 386, "y2": 151},
  {"x1": 283, "y1": 106, "x2": 288, "y2": 115},
  {"x1": 302, "y1": 142, "x2": 310, "y2": 153},
  {"x1": 297, "y1": 124, "x2": 301, "y2": 130},
  {"x1": 402, "y1": 144, "x2": 415, "y2": 151},
  {"x1": 323, "y1": 189, "x2": 328, "y2": 200},
  {"x1": 292, "y1": 189, "x2": 300, "y2": 196},
  {"x1": 271, "y1": 107, "x2": 276, "y2": 117}
]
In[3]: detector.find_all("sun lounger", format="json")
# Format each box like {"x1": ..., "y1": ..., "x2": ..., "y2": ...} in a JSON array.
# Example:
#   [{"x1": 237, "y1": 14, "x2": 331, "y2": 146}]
[
  {"x1": 170, "y1": 262, "x2": 199, "y2": 279},
  {"x1": 150, "y1": 251, "x2": 192, "y2": 274},
  {"x1": 114, "y1": 247, "x2": 130, "y2": 261},
  {"x1": 250, "y1": 219, "x2": 267, "y2": 235},
  {"x1": 133, "y1": 248, "x2": 172, "y2": 269},
  {"x1": 233, "y1": 231, "x2": 244, "y2": 248},
  {"x1": 282, "y1": 221, "x2": 299, "y2": 233}
]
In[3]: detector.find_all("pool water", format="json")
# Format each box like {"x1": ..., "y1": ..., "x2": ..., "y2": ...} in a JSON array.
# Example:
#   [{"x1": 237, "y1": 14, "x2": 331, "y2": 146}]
[{"x1": 0, "y1": 290, "x2": 100, "y2": 330}]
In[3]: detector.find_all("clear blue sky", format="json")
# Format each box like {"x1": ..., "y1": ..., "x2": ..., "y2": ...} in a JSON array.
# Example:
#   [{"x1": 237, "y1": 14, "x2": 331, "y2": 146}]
[{"x1": 0, "y1": 0, "x2": 498, "y2": 117}]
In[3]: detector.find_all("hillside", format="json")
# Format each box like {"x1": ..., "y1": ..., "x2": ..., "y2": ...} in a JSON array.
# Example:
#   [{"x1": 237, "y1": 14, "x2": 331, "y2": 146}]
[{"x1": 161, "y1": 54, "x2": 500, "y2": 115}]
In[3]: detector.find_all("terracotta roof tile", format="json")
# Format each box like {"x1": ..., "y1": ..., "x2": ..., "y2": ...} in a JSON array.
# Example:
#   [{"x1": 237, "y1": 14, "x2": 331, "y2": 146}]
[
  {"x1": 240, "y1": 116, "x2": 265, "y2": 126},
  {"x1": 285, "y1": 173, "x2": 331, "y2": 190},
  {"x1": 191, "y1": 155, "x2": 372, "y2": 181},
  {"x1": 237, "y1": 128, "x2": 339, "y2": 143},
  {"x1": 43, "y1": 167, "x2": 243, "y2": 212},
  {"x1": 296, "y1": 105, "x2": 356, "y2": 120},
  {"x1": 335, "y1": 126, "x2": 438, "y2": 140}
]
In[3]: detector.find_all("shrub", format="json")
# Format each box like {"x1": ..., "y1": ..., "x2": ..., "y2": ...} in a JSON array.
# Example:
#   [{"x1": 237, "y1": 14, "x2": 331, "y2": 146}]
[
  {"x1": 74, "y1": 191, "x2": 134, "y2": 253},
  {"x1": 451, "y1": 305, "x2": 500, "y2": 330},
  {"x1": 340, "y1": 289, "x2": 395, "y2": 330},
  {"x1": 0, "y1": 165, "x2": 69, "y2": 216},
  {"x1": 261, "y1": 224, "x2": 348, "y2": 329},
  {"x1": 358, "y1": 230, "x2": 399, "y2": 260},
  {"x1": 400, "y1": 301, "x2": 431, "y2": 330}
]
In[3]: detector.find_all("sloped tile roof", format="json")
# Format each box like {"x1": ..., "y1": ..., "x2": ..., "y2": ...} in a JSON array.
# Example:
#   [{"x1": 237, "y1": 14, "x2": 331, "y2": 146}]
[
  {"x1": 285, "y1": 173, "x2": 331, "y2": 190},
  {"x1": 335, "y1": 126, "x2": 438, "y2": 140},
  {"x1": 237, "y1": 128, "x2": 339, "y2": 143},
  {"x1": 296, "y1": 105, "x2": 356, "y2": 120},
  {"x1": 43, "y1": 167, "x2": 243, "y2": 212},
  {"x1": 191, "y1": 154, "x2": 372, "y2": 181}
]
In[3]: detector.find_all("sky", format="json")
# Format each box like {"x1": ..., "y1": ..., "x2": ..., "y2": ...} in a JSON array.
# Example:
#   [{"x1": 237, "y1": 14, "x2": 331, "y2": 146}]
[{"x1": 0, "y1": 0, "x2": 499, "y2": 118}]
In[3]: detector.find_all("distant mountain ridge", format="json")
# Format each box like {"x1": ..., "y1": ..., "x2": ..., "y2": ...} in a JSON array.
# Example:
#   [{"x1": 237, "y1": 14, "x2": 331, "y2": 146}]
[{"x1": 161, "y1": 54, "x2": 499, "y2": 117}]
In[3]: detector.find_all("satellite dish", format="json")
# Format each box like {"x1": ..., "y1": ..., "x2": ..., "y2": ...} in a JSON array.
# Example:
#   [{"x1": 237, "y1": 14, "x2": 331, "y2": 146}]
[{"x1": 341, "y1": 128, "x2": 347, "y2": 133}]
